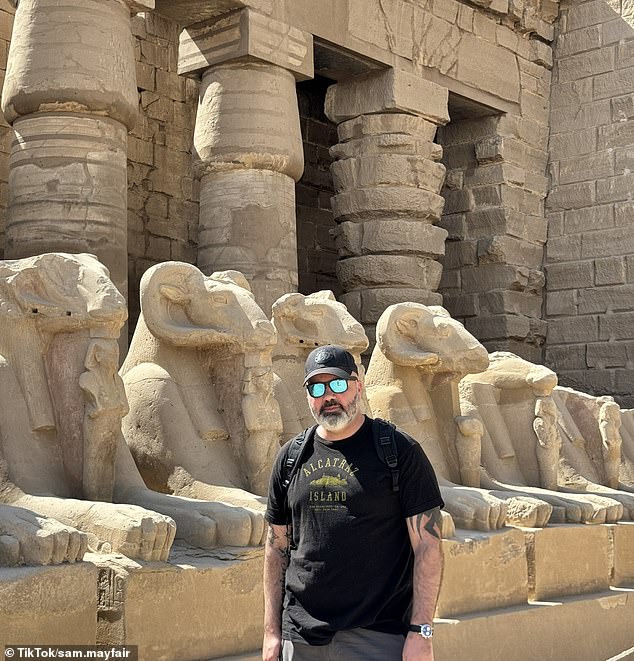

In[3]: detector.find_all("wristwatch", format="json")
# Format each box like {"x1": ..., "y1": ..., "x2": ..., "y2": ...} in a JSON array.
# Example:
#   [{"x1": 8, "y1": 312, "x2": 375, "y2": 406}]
[{"x1": 408, "y1": 623, "x2": 433, "y2": 639}]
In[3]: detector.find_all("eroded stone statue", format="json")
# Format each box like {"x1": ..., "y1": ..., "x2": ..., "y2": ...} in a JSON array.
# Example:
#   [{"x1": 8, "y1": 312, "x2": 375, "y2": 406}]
[
  {"x1": 0, "y1": 253, "x2": 175, "y2": 561},
  {"x1": 460, "y1": 353, "x2": 623, "y2": 524},
  {"x1": 365, "y1": 303, "x2": 551, "y2": 530},
  {"x1": 619, "y1": 408, "x2": 634, "y2": 488},
  {"x1": 120, "y1": 262, "x2": 282, "y2": 546},
  {"x1": 271, "y1": 290, "x2": 369, "y2": 438},
  {"x1": 553, "y1": 387, "x2": 634, "y2": 518}
]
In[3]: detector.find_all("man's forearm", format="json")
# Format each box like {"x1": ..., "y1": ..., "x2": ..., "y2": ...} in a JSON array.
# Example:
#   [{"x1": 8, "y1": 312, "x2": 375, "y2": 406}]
[
  {"x1": 407, "y1": 507, "x2": 444, "y2": 624},
  {"x1": 263, "y1": 524, "x2": 290, "y2": 634},
  {"x1": 410, "y1": 535, "x2": 443, "y2": 624}
]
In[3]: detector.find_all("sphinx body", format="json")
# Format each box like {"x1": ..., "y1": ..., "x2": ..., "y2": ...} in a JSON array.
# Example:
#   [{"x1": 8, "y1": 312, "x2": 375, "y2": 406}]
[
  {"x1": 553, "y1": 387, "x2": 634, "y2": 518},
  {"x1": 0, "y1": 253, "x2": 176, "y2": 561},
  {"x1": 619, "y1": 408, "x2": 634, "y2": 487},
  {"x1": 365, "y1": 302, "x2": 552, "y2": 530},
  {"x1": 460, "y1": 353, "x2": 624, "y2": 524},
  {"x1": 120, "y1": 262, "x2": 282, "y2": 546},
  {"x1": 271, "y1": 290, "x2": 369, "y2": 439}
]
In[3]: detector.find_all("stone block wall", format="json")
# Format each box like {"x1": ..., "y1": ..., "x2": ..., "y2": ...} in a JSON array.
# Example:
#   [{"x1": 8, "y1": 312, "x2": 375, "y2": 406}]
[
  {"x1": 127, "y1": 11, "x2": 200, "y2": 337},
  {"x1": 546, "y1": 0, "x2": 634, "y2": 407},
  {"x1": 0, "y1": 0, "x2": 13, "y2": 258},
  {"x1": 296, "y1": 77, "x2": 340, "y2": 296},
  {"x1": 437, "y1": 3, "x2": 555, "y2": 364}
]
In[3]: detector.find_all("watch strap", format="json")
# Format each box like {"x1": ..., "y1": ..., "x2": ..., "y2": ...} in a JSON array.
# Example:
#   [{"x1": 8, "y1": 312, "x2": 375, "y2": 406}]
[{"x1": 408, "y1": 623, "x2": 434, "y2": 638}]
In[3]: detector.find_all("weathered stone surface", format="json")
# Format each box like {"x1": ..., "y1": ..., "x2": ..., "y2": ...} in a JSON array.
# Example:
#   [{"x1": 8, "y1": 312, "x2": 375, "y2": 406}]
[
  {"x1": 334, "y1": 220, "x2": 448, "y2": 258},
  {"x1": 193, "y1": 63, "x2": 304, "y2": 181},
  {"x1": 611, "y1": 522, "x2": 634, "y2": 587},
  {"x1": 546, "y1": 261, "x2": 594, "y2": 290},
  {"x1": 92, "y1": 547, "x2": 265, "y2": 660},
  {"x1": 199, "y1": 169, "x2": 299, "y2": 313},
  {"x1": 435, "y1": 590, "x2": 634, "y2": 661},
  {"x1": 332, "y1": 187, "x2": 446, "y2": 221},
  {"x1": 2, "y1": 0, "x2": 139, "y2": 128},
  {"x1": 457, "y1": 33, "x2": 521, "y2": 103},
  {"x1": 526, "y1": 525, "x2": 610, "y2": 600},
  {"x1": 461, "y1": 264, "x2": 544, "y2": 294},
  {"x1": 337, "y1": 113, "x2": 439, "y2": 143},
  {"x1": 548, "y1": 315, "x2": 599, "y2": 344},
  {"x1": 337, "y1": 255, "x2": 443, "y2": 290},
  {"x1": 0, "y1": 563, "x2": 98, "y2": 645},
  {"x1": 178, "y1": 8, "x2": 313, "y2": 80},
  {"x1": 330, "y1": 134, "x2": 443, "y2": 161},
  {"x1": 437, "y1": 529, "x2": 528, "y2": 617},
  {"x1": 340, "y1": 287, "x2": 443, "y2": 324},
  {"x1": 325, "y1": 69, "x2": 449, "y2": 125},
  {"x1": 477, "y1": 236, "x2": 543, "y2": 268},
  {"x1": 330, "y1": 154, "x2": 446, "y2": 194},
  {"x1": 6, "y1": 115, "x2": 129, "y2": 299}
]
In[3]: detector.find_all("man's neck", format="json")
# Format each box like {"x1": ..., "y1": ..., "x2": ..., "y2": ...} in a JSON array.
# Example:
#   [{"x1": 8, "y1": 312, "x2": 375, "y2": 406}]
[{"x1": 317, "y1": 412, "x2": 365, "y2": 442}]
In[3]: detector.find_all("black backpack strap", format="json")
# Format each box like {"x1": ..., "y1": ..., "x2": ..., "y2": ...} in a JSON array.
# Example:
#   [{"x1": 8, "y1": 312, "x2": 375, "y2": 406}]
[
  {"x1": 279, "y1": 424, "x2": 316, "y2": 540},
  {"x1": 281, "y1": 424, "x2": 318, "y2": 491},
  {"x1": 373, "y1": 418, "x2": 399, "y2": 492}
]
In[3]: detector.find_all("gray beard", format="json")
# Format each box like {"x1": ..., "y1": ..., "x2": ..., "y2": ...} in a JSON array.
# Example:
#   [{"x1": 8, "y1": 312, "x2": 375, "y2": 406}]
[{"x1": 313, "y1": 393, "x2": 359, "y2": 432}]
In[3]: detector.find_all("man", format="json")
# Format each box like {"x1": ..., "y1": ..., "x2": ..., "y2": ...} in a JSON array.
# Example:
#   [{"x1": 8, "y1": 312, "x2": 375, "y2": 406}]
[{"x1": 263, "y1": 345, "x2": 444, "y2": 661}]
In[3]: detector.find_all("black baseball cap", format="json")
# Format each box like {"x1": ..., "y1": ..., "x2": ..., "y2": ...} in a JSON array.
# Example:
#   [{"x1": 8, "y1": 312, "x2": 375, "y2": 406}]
[{"x1": 303, "y1": 345, "x2": 358, "y2": 385}]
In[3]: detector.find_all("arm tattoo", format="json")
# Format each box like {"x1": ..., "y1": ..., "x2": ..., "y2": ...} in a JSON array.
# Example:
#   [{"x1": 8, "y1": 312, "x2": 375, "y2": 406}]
[
  {"x1": 408, "y1": 506, "x2": 442, "y2": 541},
  {"x1": 267, "y1": 524, "x2": 293, "y2": 560}
]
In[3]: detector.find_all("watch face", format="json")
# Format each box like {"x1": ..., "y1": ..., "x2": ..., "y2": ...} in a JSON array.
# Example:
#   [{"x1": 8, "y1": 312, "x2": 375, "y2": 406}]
[{"x1": 421, "y1": 624, "x2": 433, "y2": 638}]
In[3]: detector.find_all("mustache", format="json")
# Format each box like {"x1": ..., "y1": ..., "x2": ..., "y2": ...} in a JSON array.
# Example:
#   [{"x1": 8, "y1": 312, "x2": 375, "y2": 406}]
[{"x1": 320, "y1": 399, "x2": 344, "y2": 414}]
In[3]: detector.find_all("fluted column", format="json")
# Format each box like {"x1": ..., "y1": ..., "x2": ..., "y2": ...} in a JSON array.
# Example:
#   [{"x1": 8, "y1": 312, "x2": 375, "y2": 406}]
[
  {"x1": 179, "y1": 8, "x2": 313, "y2": 313},
  {"x1": 325, "y1": 70, "x2": 450, "y2": 339},
  {"x1": 1, "y1": 0, "x2": 153, "y2": 300}
]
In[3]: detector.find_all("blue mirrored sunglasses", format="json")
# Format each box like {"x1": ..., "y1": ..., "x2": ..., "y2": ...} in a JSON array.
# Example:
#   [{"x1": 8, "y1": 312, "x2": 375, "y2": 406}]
[{"x1": 306, "y1": 377, "x2": 357, "y2": 398}]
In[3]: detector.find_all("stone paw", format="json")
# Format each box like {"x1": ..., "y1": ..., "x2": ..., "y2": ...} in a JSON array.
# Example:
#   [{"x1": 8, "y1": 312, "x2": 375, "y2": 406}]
[{"x1": 0, "y1": 504, "x2": 87, "y2": 566}]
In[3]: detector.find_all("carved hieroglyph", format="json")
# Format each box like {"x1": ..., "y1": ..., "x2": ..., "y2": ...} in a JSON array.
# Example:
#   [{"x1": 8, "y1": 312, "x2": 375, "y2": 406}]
[
  {"x1": 460, "y1": 353, "x2": 624, "y2": 524},
  {"x1": 271, "y1": 290, "x2": 369, "y2": 439},
  {"x1": 0, "y1": 253, "x2": 176, "y2": 561},
  {"x1": 366, "y1": 302, "x2": 552, "y2": 530},
  {"x1": 553, "y1": 387, "x2": 634, "y2": 519},
  {"x1": 120, "y1": 262, "x2": 282, "y2": 546}
]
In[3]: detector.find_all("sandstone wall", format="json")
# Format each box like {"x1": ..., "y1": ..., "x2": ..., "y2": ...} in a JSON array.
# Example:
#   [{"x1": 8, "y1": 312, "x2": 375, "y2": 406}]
[
  {"x1": 437, "y1": 2, "x2": 555, "y2": 364},
  {"x1": 546, "y1": 0, "x2": 634, "y2": 407},
  {"x1": 127, "y1": 11, "x2": 199, "y2": 338},
  {"x1": 0, "y1": 0, "x2": 13, "y2": 258}
]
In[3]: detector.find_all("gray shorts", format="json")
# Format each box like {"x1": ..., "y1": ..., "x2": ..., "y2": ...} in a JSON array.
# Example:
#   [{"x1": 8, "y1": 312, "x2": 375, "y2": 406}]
[{"x1": 281, "y1": 628, "x2": 405, "y2": 661}]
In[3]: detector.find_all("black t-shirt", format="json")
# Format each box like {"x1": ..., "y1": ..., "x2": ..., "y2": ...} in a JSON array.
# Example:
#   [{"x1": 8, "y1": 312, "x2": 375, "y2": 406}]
[{"x1": 266, "y1": 416, "x2": 444, "y2": 645}]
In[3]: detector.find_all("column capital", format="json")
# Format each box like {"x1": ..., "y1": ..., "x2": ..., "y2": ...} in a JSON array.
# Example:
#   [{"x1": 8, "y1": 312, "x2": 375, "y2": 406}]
[
  {"x1": 178, "y1": 7, "x2": 313, "y2": 81},
  {"x1": 325, "y1": 69, "x2": 449, "y2": 126}
]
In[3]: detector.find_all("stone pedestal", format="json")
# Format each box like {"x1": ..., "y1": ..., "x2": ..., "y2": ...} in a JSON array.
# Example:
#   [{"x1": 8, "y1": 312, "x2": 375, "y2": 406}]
[
  {"x1": 92, "y1": 544, "x2": 264, "y2": 661},
  {"x1": 434, "y1": 589, "x2": 634, "y2": 661},
  {"x1": 1, "y1": 0, "x2": 153, "y2": 301},
  {"x1": 179, "y1": 9, "x2": 313, "y2": 313},
  {"x1": 611, "y1": 522, "x2": 634, "y2": 587},
  {"x1": 437, "y1": 528, "x2": 528, "y2": 618},
  {"x1": 325, "y1": 70, "x2": 449, "y2": 342},
  {"x1": 0, "y1": 562, "x2": 98, "y2": 645},
  {"x1": 523, "y1": 524, "x2": 611, "y2": 601}
]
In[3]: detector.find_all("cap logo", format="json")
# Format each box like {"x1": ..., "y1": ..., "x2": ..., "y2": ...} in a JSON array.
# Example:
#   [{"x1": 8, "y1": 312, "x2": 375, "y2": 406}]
[{"x1": 315, "y1": 349, "x2": 333, "y2": 364}]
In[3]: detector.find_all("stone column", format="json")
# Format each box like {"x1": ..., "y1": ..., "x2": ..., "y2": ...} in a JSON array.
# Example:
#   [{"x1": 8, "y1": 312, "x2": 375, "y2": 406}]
[
  {"x1": 178, "y1": 9, "x2": 313, "y2": 313},
  {"x1": 325, "y1": 70, "x2": 449, "y2": 340},
  {"x1": 1, "y1": 0, "x2": 153, "y2": 300}
]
